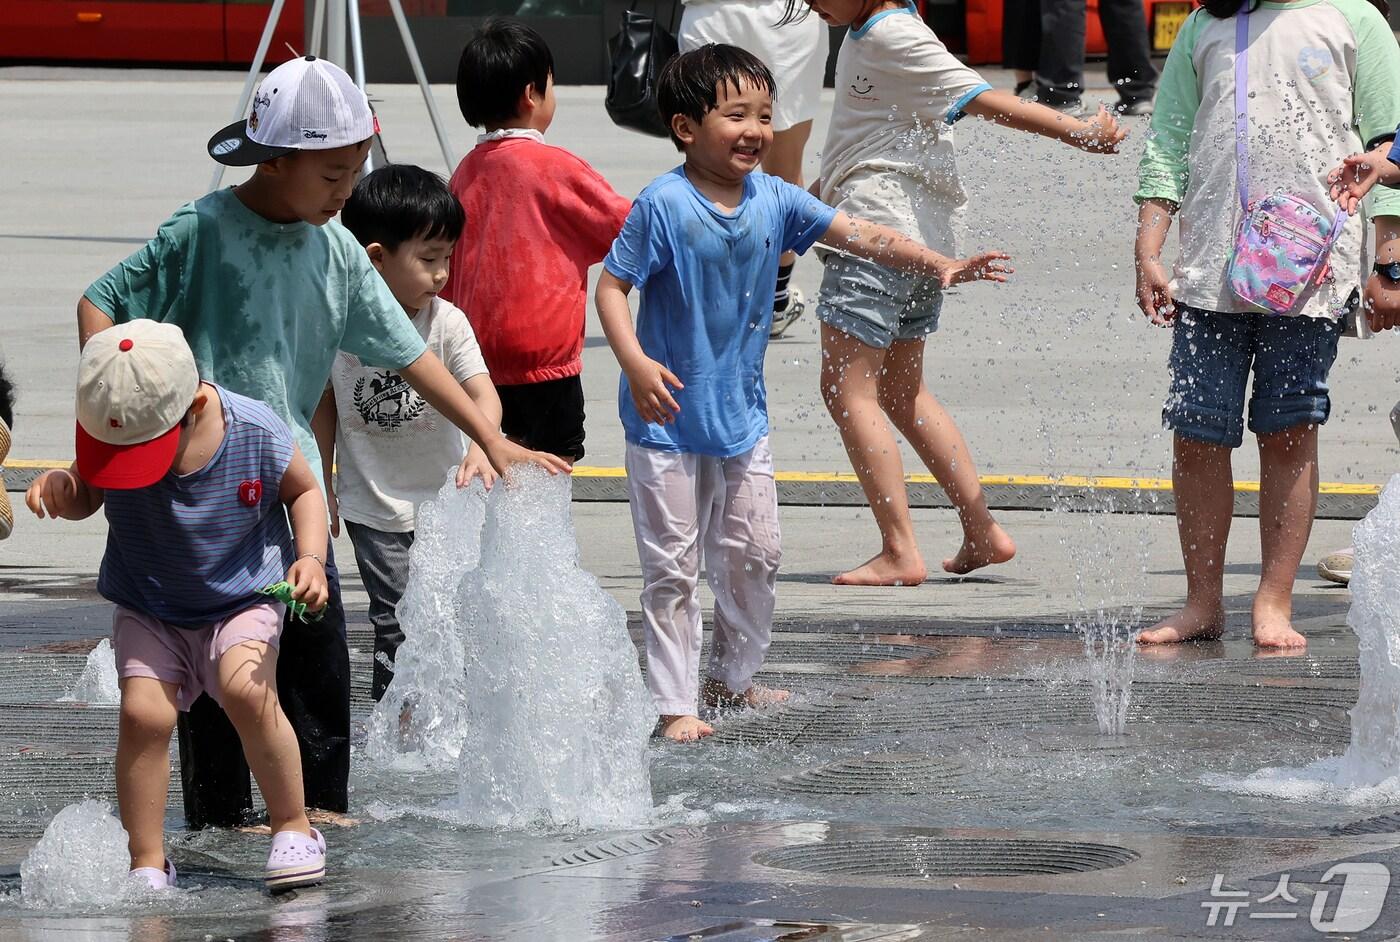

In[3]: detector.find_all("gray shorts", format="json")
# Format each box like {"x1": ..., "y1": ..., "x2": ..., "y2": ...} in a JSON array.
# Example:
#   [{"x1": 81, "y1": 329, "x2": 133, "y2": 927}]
[{"x1": 815, "y1": 253, "x2": 944, "y2": 349}]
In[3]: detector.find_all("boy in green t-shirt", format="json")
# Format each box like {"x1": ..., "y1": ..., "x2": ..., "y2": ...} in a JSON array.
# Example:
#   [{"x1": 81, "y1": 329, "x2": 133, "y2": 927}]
[{"x1": 80, "y1": 56, "x2": 569, "y2": 826}]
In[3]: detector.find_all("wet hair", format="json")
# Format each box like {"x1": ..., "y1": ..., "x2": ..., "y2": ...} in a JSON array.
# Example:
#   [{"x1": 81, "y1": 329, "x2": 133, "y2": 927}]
[
  {"x1": 0, "y1": 359, "x2": 12, "y2": 430},
  {"x1": 456, "y1": 18, "x2": 554, "y2": 129},
  {"x1": 776, "y1": 0, "x2": 813, "y2": 25},
  {"x1": 657, "y1": 44, "x2": 777, "y2": 150},
  {"x1": 340, "y1": 164, "x2": 465, "y2": 250}
]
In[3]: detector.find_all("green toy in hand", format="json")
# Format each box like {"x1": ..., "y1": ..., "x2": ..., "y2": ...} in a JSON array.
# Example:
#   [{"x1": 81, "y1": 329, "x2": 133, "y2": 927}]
[{"x1": 259, "y1": 581, "x2": 326, "y2": 623}]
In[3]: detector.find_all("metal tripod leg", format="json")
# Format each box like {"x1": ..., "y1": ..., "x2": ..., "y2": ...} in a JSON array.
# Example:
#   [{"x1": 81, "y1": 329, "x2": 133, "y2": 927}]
[
  {"x1": 386, "y1": 0, "x2": 454, "y2": 172},
  {"x1": 207, "y1": 0, "x2": 291, "y2": 193}
]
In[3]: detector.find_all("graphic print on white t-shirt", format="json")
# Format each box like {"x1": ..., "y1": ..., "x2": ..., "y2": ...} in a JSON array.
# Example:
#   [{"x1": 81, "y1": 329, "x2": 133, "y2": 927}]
[{"x1": 351, "y1": 369, "x2": 427, "y2": 432}]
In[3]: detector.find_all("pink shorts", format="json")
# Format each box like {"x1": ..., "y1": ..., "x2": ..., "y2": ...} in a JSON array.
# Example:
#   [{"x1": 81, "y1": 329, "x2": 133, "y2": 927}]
[{"x1": 112, "y1": 603, "x2": 284, "y2": 711}]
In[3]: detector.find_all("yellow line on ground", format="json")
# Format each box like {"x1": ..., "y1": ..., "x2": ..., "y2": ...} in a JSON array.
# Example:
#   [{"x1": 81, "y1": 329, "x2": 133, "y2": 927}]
[{"x1": 7, "y1": 459, "x2": 1384, "y2": 495}]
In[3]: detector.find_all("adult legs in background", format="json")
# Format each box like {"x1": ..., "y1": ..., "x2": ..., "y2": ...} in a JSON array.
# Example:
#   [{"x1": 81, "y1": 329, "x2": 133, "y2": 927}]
[
  {"x1": 1002, "y1": 0, "x2": 1042, "y2": 92},
  {"x1": 1098, "y1": 0, "x2": 1158, "y2": 110},
  {"x1": 1036, "y1": 0, "x2": 1087, "y2": 108}
]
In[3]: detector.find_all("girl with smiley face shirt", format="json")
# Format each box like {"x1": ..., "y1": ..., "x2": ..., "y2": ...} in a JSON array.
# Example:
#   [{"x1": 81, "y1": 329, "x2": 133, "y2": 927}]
[{"x1": 785, "y1": 0, "x2": 1125, "y2": 589}]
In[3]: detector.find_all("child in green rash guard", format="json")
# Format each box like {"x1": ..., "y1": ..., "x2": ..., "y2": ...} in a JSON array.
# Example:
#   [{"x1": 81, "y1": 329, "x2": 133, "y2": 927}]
[{"x1": 78, "y1": 55, "x2": 569, "y2": 828}]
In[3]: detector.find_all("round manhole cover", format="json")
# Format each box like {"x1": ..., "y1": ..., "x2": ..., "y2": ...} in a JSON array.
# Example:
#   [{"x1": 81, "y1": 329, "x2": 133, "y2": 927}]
[
  {"x1": 755, "y1": 836, "x2": 1139, "y2": 879},
  {"x1": 776, "y1": 753, "x2": 971, "y2": 796}
]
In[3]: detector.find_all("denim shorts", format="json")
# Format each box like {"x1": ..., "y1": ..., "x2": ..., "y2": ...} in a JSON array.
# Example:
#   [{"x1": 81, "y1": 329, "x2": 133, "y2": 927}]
[
  {"x1": 815, "y1": 253, "x2": 943, "y2": 349},
  {"x1": 1163, "y1": 305, "x2": 1344, "y2": 448}
]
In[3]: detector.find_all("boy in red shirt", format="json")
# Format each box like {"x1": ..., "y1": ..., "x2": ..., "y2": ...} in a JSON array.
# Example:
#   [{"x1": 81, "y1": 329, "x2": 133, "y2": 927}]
[{"x1": 444, "y1": 19, "x2": 630, "y2": 460}]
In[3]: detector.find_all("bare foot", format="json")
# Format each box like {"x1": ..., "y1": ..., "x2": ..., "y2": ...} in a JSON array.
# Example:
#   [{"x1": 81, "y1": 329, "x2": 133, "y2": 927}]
[
  {"x1": 833, "y1": 550, "x2": 927, "y2": 587},
  {"x1": 1137, "y1": 603, "x2": 1225, "y2": 644},
  {"x1": 942, "y1": 524, "x2": 1017, "y2": 575},
  {"x1": 307, "y1": 809, "x2": 360, "y2": 828},
  {"x1": 1252, "y1": 597, "x2": 1307, "y2": 649},
  {"x1": 660, "y1": 714, "x2": 713, "y2": 742},
  {"x1": 701, "y1": 677, "x2": 789, "y2": 711}
]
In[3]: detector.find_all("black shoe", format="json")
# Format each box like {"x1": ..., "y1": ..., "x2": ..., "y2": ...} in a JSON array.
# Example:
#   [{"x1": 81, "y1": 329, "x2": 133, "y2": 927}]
[
  {"x1": 1014, "y1": 79, "x2": 1034, "y2": 98},
  {"x1": 1114, "y1": 98, "x2": 1154, "y2": 117}
]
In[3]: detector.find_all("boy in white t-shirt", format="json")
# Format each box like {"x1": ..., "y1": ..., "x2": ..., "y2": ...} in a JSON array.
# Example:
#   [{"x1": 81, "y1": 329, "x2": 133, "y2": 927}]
[
  {"x1": 313, "y1": 165, "x2": 500, "y2": 699},
  {"x1": 792, "y1": 0, "x2": 1124, "y2": 587}
]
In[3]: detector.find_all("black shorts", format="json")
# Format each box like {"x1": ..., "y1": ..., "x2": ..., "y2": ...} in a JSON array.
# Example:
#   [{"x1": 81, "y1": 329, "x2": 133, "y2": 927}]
[{"x1": 497, "y1": 374, "x2": 586, "y2": 461}]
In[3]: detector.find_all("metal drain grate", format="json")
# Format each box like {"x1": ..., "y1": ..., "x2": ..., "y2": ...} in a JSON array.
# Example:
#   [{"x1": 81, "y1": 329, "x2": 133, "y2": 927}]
[
  {"x1": 549, "y1": 828, "x2": 697, "y2": 867},
  {"x1": 1189, "y1": 656, "x2": 1359, "y2": 682},
  {"x1": 0, "y1": 704, "x2": 119, "y2": 749},
  {"x1": 0, "y1": 751, "x2": 181, "y2": 808},
  {"x1": 714, "y1": 681, "x2": 1353, "y2": 747},
  {"x1": 0, "y1": 654, "x2": 88, "y2": 702},
  {"x1": 775, "y1": 753, "x2": 971, "y2": 796},
  {"x1": 754, "y1": 836, "x2": 1139, "y2": 879},
  {"x1": 1331, "y1": 813, "x2": 1400, "y2": 836}
]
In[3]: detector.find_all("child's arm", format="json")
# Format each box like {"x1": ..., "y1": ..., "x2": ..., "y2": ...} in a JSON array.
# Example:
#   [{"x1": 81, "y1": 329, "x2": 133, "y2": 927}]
[
  {"x1": 398, "y1": 350, "x2": 572, "y2": 477},
  {"x1": 279, "y1": 445, "x2": 330, "y2": 614},
  {"x1": 1366, "y1": 215, "x2": 1400, "y2": 332},
  {"x1": 1328, "y1": 145, "x2": 1400, "y2": 214},
  {"x1": 454, "y1": 374, "x2": 504, "y2": 489},
  {"x1": 597, "y1": 270, "x2": 684, "y2": 425},
  {"x1": 25, "y1": 468, "x2": 103, "y2": 521},
  {"x1": 963, "y1": 91, "x2": 1125, "y2": 153},
  {"x1": 310, "y1": 387, "x2": 339, "y2": 537},
  {"x1": 1135, "y1": 198, "x2": 1177, "y2": 326},
  {"x1": 78, "y1": 297, "x2": 116, "y2": 349},
  {"x1": 817, "y1": 213, "x2": 1012, "y2": 287}
]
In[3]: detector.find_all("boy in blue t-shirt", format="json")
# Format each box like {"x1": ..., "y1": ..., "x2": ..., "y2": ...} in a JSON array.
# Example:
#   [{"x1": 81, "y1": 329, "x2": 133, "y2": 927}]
[
  {"x1": 79, "y1": 56, "x2": 569, "y2": 825},
  {"x1": 597, "y1": 44, "x2": 1011, "y2": 742}
]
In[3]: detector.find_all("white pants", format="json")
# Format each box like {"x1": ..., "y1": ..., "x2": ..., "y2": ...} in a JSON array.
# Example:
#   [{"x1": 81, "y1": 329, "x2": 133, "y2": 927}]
[
  {"x1": 625, "y1": 437, "x2": 782, "y2": 716},
  {"x1": 679, "y1": 0, "x2": 828, "y2": 132}
]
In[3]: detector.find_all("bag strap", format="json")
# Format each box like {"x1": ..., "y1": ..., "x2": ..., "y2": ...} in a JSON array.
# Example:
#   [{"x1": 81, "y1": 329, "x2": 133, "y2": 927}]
[
  {"x1": 1235, "y1": 9, "x2": 1347, "y2": 287},
  {"x1": 1233, "y1": 12, "x2": 1250, "y2": 214}
]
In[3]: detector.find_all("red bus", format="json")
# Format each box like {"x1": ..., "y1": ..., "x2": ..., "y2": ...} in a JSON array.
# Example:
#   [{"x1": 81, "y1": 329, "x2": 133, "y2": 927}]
[
  {"x1": 0, "y1": 0, "x2": 1193, "y2": 71},
  {"x1": 0, "y1": 0, "x2": 303, "y2": 65}
]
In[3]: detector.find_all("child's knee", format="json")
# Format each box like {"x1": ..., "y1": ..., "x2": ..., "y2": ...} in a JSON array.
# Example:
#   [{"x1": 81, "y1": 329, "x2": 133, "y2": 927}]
[{"x1": 119, "y1": 684, "x2": 178, "y2": 739}]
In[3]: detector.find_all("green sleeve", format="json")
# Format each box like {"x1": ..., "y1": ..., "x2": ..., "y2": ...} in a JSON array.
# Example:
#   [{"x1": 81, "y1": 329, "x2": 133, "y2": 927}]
[
  {"x1": 1135, "y1": 10, "x2": 1205, "y2": 206},
  {"x1": 1336, "y1": 0, "x2": 1400, "y2": 217},
  {"x1": 339, "y1": 264, "x2": 428, "y2": 370},
  {"x1": 82, "y1": 204, "x2": 196, "y2": 325}
]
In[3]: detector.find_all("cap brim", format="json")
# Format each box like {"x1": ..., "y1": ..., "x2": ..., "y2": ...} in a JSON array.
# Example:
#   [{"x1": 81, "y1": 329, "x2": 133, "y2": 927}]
[
  {"x1": 75, "y1": 421, "x2": 181, "y2": 490},
  {"x1": 207, "y1": 120, "x2": 297, "y2": 167}
]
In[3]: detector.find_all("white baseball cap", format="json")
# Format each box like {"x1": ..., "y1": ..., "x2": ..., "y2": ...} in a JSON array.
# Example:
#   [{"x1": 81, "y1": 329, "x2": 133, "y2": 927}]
[
  {"x1": 207, "y1": 56, "x2": 376, "y2": 166},
  {"x1": 75, "y1": 321, "x2": 200, "y2": 490}
]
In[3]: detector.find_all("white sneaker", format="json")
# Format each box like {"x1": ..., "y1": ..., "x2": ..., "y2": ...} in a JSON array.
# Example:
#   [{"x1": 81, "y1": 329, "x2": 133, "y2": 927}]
[
  {"x1": 1317, "y1": 548, "x2": 1353, "y2": 586},
  {"x1": 264, "y1": 827, "x2": 326, "y2": 893},
  {"x1": 129, "y1": 858, "x2": 176, "y2": 889},
  {"x1": 770, "y1": 287, "x2": 807, "y2": 339}
]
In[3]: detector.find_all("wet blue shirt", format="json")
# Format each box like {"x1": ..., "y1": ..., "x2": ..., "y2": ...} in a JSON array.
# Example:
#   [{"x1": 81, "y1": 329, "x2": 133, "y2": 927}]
[{"x1": 604, "y1": 168, "x2": 836, "y2": 457}]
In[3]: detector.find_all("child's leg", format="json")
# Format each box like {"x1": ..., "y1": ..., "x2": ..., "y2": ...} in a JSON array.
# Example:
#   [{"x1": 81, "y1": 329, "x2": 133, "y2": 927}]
[
  {"x1": 1138, "y1": 434, "x2": 1233, "y2": 643},
  {"x1": 1245, "y1": 314, "x2": 1342, "y2": 648},
  {"x1": 1140, "y1": 307, "x2": 1251, "y2": 644},
  {"x1": 218, "y1": 639, "x2": 311, "y2": 836},
  {"x1": 700, "y1": 437, "x2": 786, "y2": 707},
  {"x1": 624, "y1": 443, "x2": 710, "y2": 742},
  {"x1": 345, "y1": 522, "x2": 415, "y2": 701},
  {"x1": 1252, "y1": 425, "x2": 1316, "y2": 648},
  {"x1": 116, "y1": 676, "x2": 180, "y2": 870},
  {"x1": 819, "y1": 323, "x2": 926, "y2": 586},
  {"x1": 880, "y1": 337, "x2": 1016, "y2": 576}
]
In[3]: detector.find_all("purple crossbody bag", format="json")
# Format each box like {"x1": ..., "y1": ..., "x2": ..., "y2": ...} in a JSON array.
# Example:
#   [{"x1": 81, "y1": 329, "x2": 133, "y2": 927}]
[{"x1": 1226, "y1": 11, "x2": 1348, "y2": 315}]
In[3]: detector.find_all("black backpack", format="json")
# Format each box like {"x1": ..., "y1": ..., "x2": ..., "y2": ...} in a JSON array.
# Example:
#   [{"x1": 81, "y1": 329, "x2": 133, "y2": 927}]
[{"x1": 605, "y1": 2, "x2": 681, "y2": 138}]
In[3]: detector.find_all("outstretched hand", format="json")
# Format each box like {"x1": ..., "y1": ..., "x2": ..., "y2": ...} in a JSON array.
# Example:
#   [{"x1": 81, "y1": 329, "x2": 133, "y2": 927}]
[
  {"x1": 1068, "y1": 105, "x2": 1127, "y2": 154},
  {"x1": 940, "y1": 251, "x2": 1013, "y2": 288},
  {"x1": 1328, "y1": 152, "x2": 1385, "y2": 214},
  {"x1": 483, "y1": 437, "x2": 572, "y2": 479}
]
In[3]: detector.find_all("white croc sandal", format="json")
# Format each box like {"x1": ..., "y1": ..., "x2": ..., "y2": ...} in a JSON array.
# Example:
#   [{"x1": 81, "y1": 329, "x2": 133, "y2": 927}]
[
  {"x1": 264, "y1": 827, "x2": 326, "y2": 893},
  {"x1": 130, "y1": 858, "x2": 177, "y2": 889}
]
